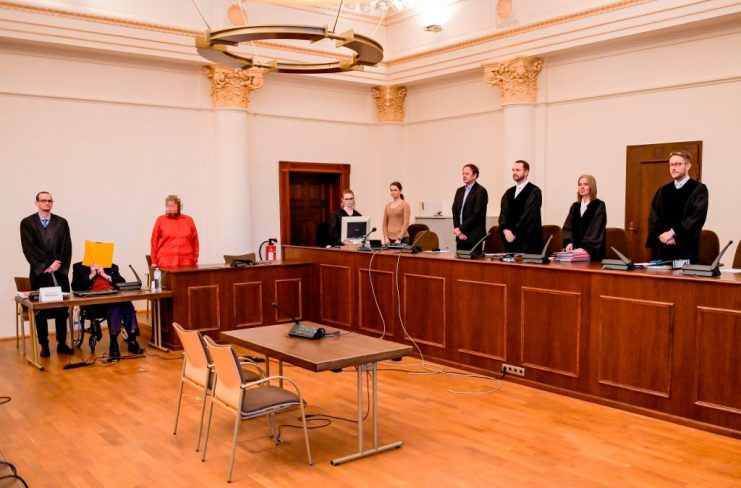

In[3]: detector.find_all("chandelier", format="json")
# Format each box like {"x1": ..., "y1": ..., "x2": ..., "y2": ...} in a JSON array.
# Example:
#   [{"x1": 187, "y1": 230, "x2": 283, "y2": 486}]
[{"x1": 193, "y1": 1, "x2": 384, "y2": 74}]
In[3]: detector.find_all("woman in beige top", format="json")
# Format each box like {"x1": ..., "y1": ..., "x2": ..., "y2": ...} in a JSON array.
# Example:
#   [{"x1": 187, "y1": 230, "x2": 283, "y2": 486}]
[{"x1": 382, "y1": 181, "x2": 411, "y2": 244}]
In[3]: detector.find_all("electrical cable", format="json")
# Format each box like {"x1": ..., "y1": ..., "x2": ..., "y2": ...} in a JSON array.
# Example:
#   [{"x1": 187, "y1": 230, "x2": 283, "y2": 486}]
[{"x1": 331, "y1": 0, "x2": 345, "y2": 33}]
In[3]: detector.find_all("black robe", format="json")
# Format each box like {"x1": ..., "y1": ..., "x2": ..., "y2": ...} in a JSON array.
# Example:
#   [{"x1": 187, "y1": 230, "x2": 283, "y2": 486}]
[
  {"x1": 646, "y1": 178, "x2": 708, "y2": 262},
  {"x1": 498, "y1": 182, "x2": 543, "y2": 254},
  {"x1": 452, "y1": 182, "x2": 489, "y2": 251},
  {"x1": 20, "y1": 213, "x2": 72, "y2": 291},
  {"x1": 562, "y1": 199, "x2": 607, "y2": 261},
  {"x1": 328, "y1": 208, "x2": 362, "y2": 246}
]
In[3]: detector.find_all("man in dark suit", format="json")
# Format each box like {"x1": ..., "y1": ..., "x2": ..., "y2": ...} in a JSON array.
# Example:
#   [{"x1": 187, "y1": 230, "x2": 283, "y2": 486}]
[
  {"x1": 646, "y1": 151, "x2": 708, "y2": 262},
  {"x1": 72, "y1": 262, "x2": 143, "y2": 358},
  {"x1": 20, "y1": 191, "x2": 74, "y2": 357},
  {"x1": 452, "y1": 163, "x2": 489, "y2": 253},
  {"x1": 499, "y1": 160, "x2": 543, "y2": 254}
]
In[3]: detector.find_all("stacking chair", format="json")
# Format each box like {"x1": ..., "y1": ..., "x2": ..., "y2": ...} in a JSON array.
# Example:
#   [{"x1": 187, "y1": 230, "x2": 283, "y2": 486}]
[
  {"x1": 407, "y1": 223, "x2": 429, "y2": 245},
  {"x1": 172, "y1": 323, "x2": 263, "y2": 452},
  {"x1": 201, "y1": 336, "x2": 312, "y2": 482},
  {"x1": 484, "y1": 226, "x2": 505, "y2": 253},
  {"x1": 698, "y1": 229, "x2": 720, "y2": 265},
  {"x1": 416, "y1": 231, "x2": 439, "y2": 251},
  {"x1": 542, "y1": 224, "x2": 563, "y2": 256},
  {"x1": 14, "y1": 277, "x2": 31, "y2": 352}
]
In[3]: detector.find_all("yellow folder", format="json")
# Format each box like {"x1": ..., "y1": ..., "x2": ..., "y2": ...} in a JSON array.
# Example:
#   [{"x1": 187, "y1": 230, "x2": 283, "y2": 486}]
[{"x1": 82, "y1": 241, "x2": 114, "y2": 268}]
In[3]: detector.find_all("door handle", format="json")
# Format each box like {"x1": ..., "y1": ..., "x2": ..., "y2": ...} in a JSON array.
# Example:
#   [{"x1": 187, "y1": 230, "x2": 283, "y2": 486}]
[{"x1": 627, "y1": 221, "x2": 638, "y2": 232}]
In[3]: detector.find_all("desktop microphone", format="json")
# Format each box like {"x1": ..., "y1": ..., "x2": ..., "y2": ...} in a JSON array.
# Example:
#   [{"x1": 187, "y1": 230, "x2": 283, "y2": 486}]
[
  {"x1": 359, "y1": 227, "x2": 377, "y2": 251},
  {"x1": 399, "y1": 229, "x2": 428, "y2": 253},
  {"x1": 456, "y1": 232, "x2": 490, "y2": 259},
  {"x1": 271, "y1": 302, "x2": 300, "y2": 325}
]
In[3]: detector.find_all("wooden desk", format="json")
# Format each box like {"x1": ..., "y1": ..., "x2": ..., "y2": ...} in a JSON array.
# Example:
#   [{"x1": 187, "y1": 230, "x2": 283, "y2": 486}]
[
  {"x1": 15, "y1": 289, "x2": 172, "y2": 370},
  {"x1": 160, "y1": 262, "x2": 314, "y2": 349},
  {"x1": 282, "y1": 245, "x2": 741, "y2": 437},
  {"x1": 222, "y1": 323, "x2": 413, "y2": 465}
]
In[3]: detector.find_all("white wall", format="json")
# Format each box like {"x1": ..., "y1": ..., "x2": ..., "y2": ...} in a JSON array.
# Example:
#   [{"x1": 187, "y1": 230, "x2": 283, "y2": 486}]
[{"x1": 2, "y1": 21, "x2": 740, "y2": 339}]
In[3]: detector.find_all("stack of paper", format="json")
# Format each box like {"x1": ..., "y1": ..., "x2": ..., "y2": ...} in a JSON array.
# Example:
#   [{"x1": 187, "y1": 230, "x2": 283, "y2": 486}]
[{"x1": 552, "y1": 249, "x2": 591, "y2": 262}]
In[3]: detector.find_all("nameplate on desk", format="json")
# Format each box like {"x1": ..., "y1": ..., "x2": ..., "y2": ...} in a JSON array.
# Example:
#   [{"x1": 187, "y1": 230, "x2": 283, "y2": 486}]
[{"x1": 39, "y1": 286, "x2": 63, "y2": 302}]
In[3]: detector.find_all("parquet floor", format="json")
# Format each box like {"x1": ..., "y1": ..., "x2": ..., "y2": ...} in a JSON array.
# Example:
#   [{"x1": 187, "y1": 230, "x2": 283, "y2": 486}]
[{"x1": 1, "y1": 325, "x2": 739, "y2": 487}]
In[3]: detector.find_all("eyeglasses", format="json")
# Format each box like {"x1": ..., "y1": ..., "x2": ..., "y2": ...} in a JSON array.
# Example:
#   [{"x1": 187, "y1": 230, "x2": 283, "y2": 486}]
[
  {"x1": 37, "y1": 199, "x2": 53, "y2": 203},
  {"x1": 343, "y1": 197, "x2": 354, "y2": 200},
  {"x1": 669, "y1": 162, "x2": 687, "y2": 167}
]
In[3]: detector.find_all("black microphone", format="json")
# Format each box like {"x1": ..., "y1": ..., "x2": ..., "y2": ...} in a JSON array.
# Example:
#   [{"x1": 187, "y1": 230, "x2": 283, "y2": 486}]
[
  {"x1": 272, "y1": 302, "x2": 300, "y2": 325},
  {"x1": 362, "y1": 227, "x2": 377, "y2": 244}
]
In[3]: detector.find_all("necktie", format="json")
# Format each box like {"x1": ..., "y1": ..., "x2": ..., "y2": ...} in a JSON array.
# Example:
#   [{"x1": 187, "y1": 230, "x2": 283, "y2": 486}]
[
  {"x1": 42, "y1": 219, "x2": 49, "y2": 229},
  {"x1": 460, "y1": 186, "x2": 471, "y2": 222}
]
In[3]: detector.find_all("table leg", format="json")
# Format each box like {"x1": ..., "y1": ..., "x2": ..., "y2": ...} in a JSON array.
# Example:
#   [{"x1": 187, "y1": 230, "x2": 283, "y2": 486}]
[
  {"x1": 330, "y1": 362, "x2": 403, "y2": 466},
  {"x1": 26, "y1": 309, "x2": 44, "y2": 371},
  {"x1": 279, "y1": 360, "x2": 284, "y2": 389},
  {"x1": 147, "y1": 299, "x2": 169, "y2": 352},
  {"x1": 68, "y1": 305, "x2": 75, "y2": 350}
]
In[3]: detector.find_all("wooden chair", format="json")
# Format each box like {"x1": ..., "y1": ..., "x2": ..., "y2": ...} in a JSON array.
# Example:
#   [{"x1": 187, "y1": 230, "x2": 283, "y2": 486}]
[
  {"x1": 698, "y1": 229, "x2": 720, "y2": 265},
  {"x1": 605, "y1": 228, "x2": 630, "y2": 260},
  {"x1": 484, "y1": 226, "x2": 505, "y2": 253},
  {"x1": 407, "y1": 223, "x2": 429, "y2": 246},
  {"x1": 14, "y1": 276, "x2": 31, "y2": 353},
  {"x1": 172, "y1": 323, "x2": 263, "y2": 452},
  {"x1": 416, "y1": 231, "x2": 439, "y2": 251},
  {"x1": 201, "y1": 336, "x2": 312, "y2": 482},
  {"x1": 224, "y1": 253, "x2": 256, "y2": 265},
  {"x1": 542, "y1": 225, "x2": 563, "y2": 256}
]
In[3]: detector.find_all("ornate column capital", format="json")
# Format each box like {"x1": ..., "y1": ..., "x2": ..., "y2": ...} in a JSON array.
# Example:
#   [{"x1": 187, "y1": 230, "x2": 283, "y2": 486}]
[
  {"x1": 203, "y1": 64, "x2": 264, "y2": 109},
  {"x1": 482, "y1": 57, "x2": 543, "y2": 104},
  {"x1": 372, "y1": 85, "x2": 408, "y2": 123}
]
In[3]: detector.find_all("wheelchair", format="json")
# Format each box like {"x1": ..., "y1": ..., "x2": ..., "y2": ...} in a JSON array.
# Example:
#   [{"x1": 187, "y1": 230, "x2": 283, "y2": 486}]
[{"x1": 72, "y1": 305, "x2": 129, "y2": 354}]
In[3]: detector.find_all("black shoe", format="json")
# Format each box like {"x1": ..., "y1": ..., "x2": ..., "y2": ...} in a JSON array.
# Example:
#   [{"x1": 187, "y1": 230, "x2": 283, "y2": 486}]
[
  {"x1": 40, "y1": 344, "x2": 51, "y2": 358},
  {"x1": 127, "y1": 337, "x2": 143, "y2": 354},
  {"x1": 109, "y1": 336, "x2": 120, "y2": 360},
  {"x1": 57, "y1": 343, "x2": 74, "y2": 355}
]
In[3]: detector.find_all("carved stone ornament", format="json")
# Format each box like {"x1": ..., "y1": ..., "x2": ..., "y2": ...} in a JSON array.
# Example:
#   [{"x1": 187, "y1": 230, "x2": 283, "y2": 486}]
[
  {"x1": 371, "y1": 85, "x2": 408, "y2": 123},
  {"x1": 483, "y1": 57, "x2": 543, "y2": 104},
  {"x1": 203, "y1": 64, "x2": 264, "y2": 109}
]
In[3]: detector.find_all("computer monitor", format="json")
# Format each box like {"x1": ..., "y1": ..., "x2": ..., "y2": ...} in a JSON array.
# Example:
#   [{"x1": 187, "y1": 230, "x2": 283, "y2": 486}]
[{"x1": 341, "y1": 216, "x2": 371, "y2": 243}]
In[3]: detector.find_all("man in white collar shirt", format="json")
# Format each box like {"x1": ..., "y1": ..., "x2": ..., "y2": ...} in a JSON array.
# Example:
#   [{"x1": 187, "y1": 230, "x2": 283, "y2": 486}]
[
  {"x1": 646, "y1": 151, "x2": 708, "y2": 263},
  {"x1": 498, "y1": 160, "x2": 543, "y2": 254},
  {"x1": 452, "y1": 163, "x2": 488, "y2": 252}
]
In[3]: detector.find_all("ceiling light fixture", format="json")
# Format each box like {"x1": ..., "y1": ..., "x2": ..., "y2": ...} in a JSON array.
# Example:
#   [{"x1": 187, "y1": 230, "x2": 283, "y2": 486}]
[
  {"x1": 192, "y1": 1, "x2": 384, "y2": 74},
  {"x1": 424, "y1": 24, "x2": 442, "y2": 32}
]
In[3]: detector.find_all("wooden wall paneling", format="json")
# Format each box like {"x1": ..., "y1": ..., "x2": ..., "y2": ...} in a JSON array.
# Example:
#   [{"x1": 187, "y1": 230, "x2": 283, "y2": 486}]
[
  {"x1": 319, "y1": 264, "x2": 352, "y2": 327},
  {"x1": 598, "y1": 295, "x2": 674, "y2": 399},
  {"x1": 403, "y1": 273, "x2": 446, "y2": 348},
  {"x1": 187, "y1": 285, "x2": 221, "y2": 333},
  {"x1": 694, "y1": 307, "x2": 741, "y2": 415},
  {"x1": 274, "y1": 278, "x2": 303, "y2": 323},
  {"x1": 521, "y1": 287, "x2": 582, "y2": 378},
  {"x1": 454, "y1": 279, "x2": 507, "y2": 362},
  {"x1": 358, "y1": 268, "x2": 395, "y2": 337},
  {"x1": 233, "y1": 281, "x2": 263, "y2": 328}
]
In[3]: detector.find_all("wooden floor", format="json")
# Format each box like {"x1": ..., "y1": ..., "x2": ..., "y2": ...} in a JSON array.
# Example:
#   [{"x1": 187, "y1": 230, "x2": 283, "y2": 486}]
[{"x1": 1, "y1": 326, "x2": 739, "y2": 487}]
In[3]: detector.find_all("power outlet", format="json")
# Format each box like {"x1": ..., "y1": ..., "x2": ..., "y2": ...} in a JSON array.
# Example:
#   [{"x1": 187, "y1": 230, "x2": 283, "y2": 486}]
[{"x1": 502, "y1": 364, "x2": 525, "y2": 377}]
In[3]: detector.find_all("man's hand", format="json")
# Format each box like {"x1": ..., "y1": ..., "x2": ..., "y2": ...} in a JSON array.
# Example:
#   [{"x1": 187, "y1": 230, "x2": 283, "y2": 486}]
[
  {"x1": 659, "y1": 230, "x2": 675, "y2": 244},
  {"x1": 565, "y1": 243, "x2": 573, "y2": 252},
  {"x1": 503, "y1": 229, "x2": 516, "y2": 243},
  {"x1": 45, "y1": 260, "x2": 62, "y2": 273}
]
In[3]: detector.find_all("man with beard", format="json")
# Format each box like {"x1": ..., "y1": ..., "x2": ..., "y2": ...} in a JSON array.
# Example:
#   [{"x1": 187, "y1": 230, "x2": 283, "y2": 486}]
[{"x1": 498, "y1": 160, "x2": 543, "y2": 254}]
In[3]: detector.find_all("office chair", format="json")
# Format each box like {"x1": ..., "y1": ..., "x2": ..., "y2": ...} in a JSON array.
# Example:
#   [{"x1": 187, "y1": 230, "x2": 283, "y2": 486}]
[
  {"x1": 201, "y1": 336, "x2": 312, "y2": 482},
  {"x1": 407, "y1": 224, "x2": 429, "y2": 246},
  {"x1": 698, "y1": 229, "x2": 720, "y2": 265},
  {"x1": 416, "y1": 231, "x2": 440, "y2": 251},
  {"x1": 605, "y1": 228, "x2": 630, "y2": 259},
  {"x1": 484, "y1": 226, "x2": 505, "y2": 253},
  {"x1": 172, "y1": 323, "x2": 263, "y2": 452},
  {"x1": 542, "y1": 225, "x2": 563, "y2": 256}
]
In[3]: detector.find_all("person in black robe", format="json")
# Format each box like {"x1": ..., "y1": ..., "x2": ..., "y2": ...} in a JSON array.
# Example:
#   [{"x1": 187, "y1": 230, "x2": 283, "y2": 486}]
[
  {"x1": 72, "y1": 262, "x2": 143, "y2": 358},
  {"x1": 562, "y1": 174, "x2": 607, "y2": 261},
  {"x1": 498, "y1": 160, "x2": 543, "y2": 254},
  {"x1": 452, "y1": 163, "x2": 489, "y2": 253},
  {"x1": 20, "y1": 191, "x2": 73, "y2": 357},
  {"x1": 646, "y1": 151, "x2": 708, "y2": 262},
  {"x1": 327, "y1": 189, "x2": 362, "y2": 246}
]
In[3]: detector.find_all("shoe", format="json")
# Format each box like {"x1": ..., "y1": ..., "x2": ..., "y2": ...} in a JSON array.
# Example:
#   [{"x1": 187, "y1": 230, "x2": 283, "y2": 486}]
[
  {"x1": 127, "y1": 337, "x2": 143, "y2": 354},
  {"x1": 40, "y1": 343, "x2": 51, "y2": 358},
  {"x1": 109, "y1": 336, "x2": 120, "y2": 360},
  {"x1": 57, "y1": 343, "x2": 74, "y2": 355}
]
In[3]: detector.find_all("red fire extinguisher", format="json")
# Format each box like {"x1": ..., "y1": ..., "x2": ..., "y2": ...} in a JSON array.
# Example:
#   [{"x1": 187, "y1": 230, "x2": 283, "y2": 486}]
[{"x1": 266, "y1": 239, "x2": 277, "y2": 261}]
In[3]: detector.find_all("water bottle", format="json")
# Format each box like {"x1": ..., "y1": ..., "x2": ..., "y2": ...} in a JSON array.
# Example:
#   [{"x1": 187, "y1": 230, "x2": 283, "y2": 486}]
[{"x1": 153, "y1": 266, "x2": 162, "y2": 291}]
